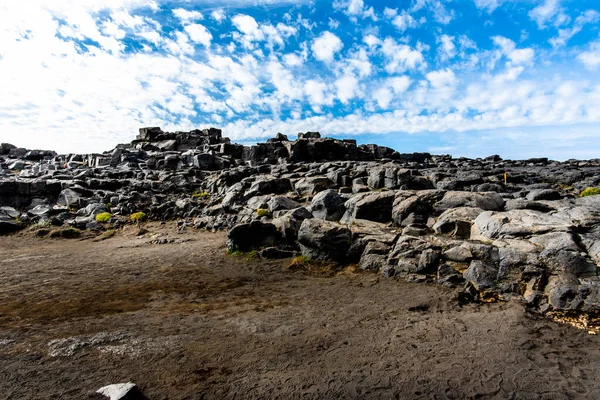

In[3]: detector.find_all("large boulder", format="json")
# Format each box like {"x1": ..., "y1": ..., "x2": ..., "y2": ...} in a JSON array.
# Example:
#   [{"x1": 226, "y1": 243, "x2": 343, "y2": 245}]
[
  {"x1": 359, "y1": 241, "x2": 391, "y2": 271},
  {"x1": 463, "y1": 260, "x2": 499, "y2": 290},
  {"x1": 340, "y1": 191, "x2": 396, "y2": 224},
  {"x1": 433, "y1": 191, "x2": 504, "y2": 214},
  {"x1": 57, "y1": 189, "x2": 82, "y2": 208},
  {"x1": 471, "y1": 210, "x2": 571, "y2": 241},
  {"x1": 297, "y1": 219, "x2": 352, "y2": 262},
  {"x1": 267, "y1": 196, "x2": 300, "y2": 212},
  {"x1": 227, "y1": 221, "x2": 282, "y2": 252},
  {"x1": 272, "y1": 207, "x2": 313, "y2": 241},
  {"x1": 0, "y1": 143, "x2": 17, "y2": 155},
  {"x1": 580, "y1": 226, "x2": 600, "y2": 265},
  {"x1": 432, "y1": 207, "x2": 485, "y2": 239},
  {"x1": 246, "y1": 178, "x2": 292, "y2": 197},
  {"x1": 552, "y1": 195, "x2": 600, "y2": 228},
  {"x1": 295, "y1": 177, "x2": 332, "y2": 196},
  {"x1": 310, "y1": 189, "x2": 345, "y2": 221},
  {"x1": 391, "y1": 190, "x2": 445, "y2": 226},
  {"x1": 526, "y1": 189, "x2": 561, "y2": 201}
]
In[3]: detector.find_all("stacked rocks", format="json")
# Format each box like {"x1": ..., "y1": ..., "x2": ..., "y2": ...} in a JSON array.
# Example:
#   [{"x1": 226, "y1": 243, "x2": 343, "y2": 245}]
[{"x1": 1, "y1": 127, "x2": 600, "y2": 314}]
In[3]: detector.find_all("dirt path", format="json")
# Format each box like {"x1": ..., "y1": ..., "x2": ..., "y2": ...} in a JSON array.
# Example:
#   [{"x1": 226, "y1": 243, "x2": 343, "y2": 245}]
[{"x1": 1, "y1": 223, "x2": 600, "y2": 399}]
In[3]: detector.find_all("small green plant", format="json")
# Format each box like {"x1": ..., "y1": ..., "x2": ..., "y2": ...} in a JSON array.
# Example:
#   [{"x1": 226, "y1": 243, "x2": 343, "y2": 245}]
[
  {"x1": 129, "y1": 211, "x2": 147, "y2": 223},
  {"x1": 580, "y1": 187, "x2": 600, "y2": 197},
  {"x1": 226, "y1": 249, "x2": 258, "y2": 261},
  {"x1": 290, "y1": 255, "x2": 311, "y2": 265},
  {"x1": 95, "y1": 212, "x2": 112, "y2": 223},
  {"x1": 105, "y1": 202, "x2": 113, "y2": 208},
  {"x1": 192, "y1": 191, "x2": 211, "y2": 199},
  {"x1": 286, "y1": 255, "x2": 338, "y2": 275},
  {"x1": 95, "y1": 229, "x2": 116, "y2": 241},
  {"x1": 29, "y1": 220, "x2": 51, "y2": 230},
  {"x1": 256, "y1": 208, "x2": 272, "y2": 218},
  {"x1": 49, "y1": 227, "x2": 81, "y2": 239}
]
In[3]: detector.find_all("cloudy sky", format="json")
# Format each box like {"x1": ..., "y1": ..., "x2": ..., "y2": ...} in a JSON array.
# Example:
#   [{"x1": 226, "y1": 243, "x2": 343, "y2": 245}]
[{"x1": 1, "y1": 0, "x2": 599, "y2": 159}]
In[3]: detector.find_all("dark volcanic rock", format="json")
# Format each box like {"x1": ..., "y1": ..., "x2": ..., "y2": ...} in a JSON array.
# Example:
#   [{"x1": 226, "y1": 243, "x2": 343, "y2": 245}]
[
  {"x1": 311, "y1": 189, "x2": 345, "y2": 221},
  {"x1": 4, "y1": 124, "x2": 600, "y2": 317},
  {"x1": 298, "y1": 219, "x2": 352, "y2": 263},
  {"x1": 227, "y1": 221, "x2": 282, "y2": 252}
]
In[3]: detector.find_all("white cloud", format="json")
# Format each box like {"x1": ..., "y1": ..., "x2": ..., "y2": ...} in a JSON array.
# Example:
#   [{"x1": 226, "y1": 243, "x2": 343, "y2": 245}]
[
  {"x1": 211, "y1": 9, "x2": 226, "y2": 23},
  {"x1": 304, "y1": 79, "x2": 334, "y2": 111},
  {"x1": 550, "y1": 10, "x2": 600, "y2": 48},
  {"x1": 311, "y1": 31, "x2": 343, "y2": 63},
  {"x1": 1, "y1": 0, "x2": 599, "y2": 160},
  {"x1": 381, "y1": 38, "x2": 426, "y2": 73},
  {"x1": 528, "y1": 0, "x2": 569, "y2": 28},
  {"x1": 283, "y1": 53, "x2": 303, "y2": 66},
  {"x1": 267, "y1": 61, "x2": 303, "y2": 101},
  {"x1": 412, "y1": 0, "x2": 454, "y2": 24},
  {"x1": 474, "y1": 0, "x2": 503, "y2": 13},
  {"x1": 492, "y1": 36, "x2": 534, "y2": 65},
  {"x1": 383, "y1": 7, "x2": 397, "y2": 19},
  {"x1": 333, "y1": 0, "x2": 377, "y2": 21},
  {"x1": 577, "y1": 40, "x2": 600, "y2": 70},
  {"x1": 371, "y1": 76, "x2": 411, "y2": 109},
  {"x1": 173, "y1": 8, "x2": 203, "y2": 23},
  {"x1": 373, "y1": 87, "x2": 393, "y2": 109},
  {"x1": 345, "y1": 47, "x2": 373, "y2": 77},
  {"x1": 426, "y1": 68, "x2": 457, "y2": 88},
  {"x1": 184, "y1": 24, "x2": 212, "y2": 47},
  {"x1": 231, "y1": 15, "x2": 295, "y2": 50},
  {"x1": 335, "y1": 73, "x2": 360, "y2": 104},
  {"x1": 346, "y1": 0, "x2": 364, "y2": 15},
  {"x1": 388, "y1": 76, "x2": 411, "y2": 94},
  {"x1": 438, "y1": 34, "x2": 456, "y2": 61},
  {"x1": 231, "y1": 14, "x2": 263, "y2": 48},
  {"x1": 391, "y1": 11, "x2": 419, "y2": 31},
  {"x1": 363, "y1": 34, "x2": 380, "y2": 48}
]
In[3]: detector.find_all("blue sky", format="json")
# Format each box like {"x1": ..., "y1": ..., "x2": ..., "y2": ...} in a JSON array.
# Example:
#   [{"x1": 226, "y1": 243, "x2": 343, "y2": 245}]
[{"x1": 1, "y1": 0, "x2": 599, "y2": 159}]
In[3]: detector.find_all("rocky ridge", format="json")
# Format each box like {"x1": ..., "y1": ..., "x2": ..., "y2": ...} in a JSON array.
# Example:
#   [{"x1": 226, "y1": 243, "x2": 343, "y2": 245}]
[{"x1": 1, "y1": 127, "x2": 600, "y2": 315}]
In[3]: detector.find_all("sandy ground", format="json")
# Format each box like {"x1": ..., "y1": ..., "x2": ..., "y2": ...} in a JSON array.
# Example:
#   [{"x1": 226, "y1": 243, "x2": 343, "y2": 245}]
[{"x1": 1, "y1": 223, "x2": 600, "y2": 399}]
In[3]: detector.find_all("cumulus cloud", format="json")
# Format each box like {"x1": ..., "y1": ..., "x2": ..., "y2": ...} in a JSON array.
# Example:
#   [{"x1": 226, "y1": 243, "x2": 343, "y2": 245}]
[
  {"x1": 391, "y1": 11, "x2": 419, "y2": 31},
  {"x1": 335, "y1": 74, "x2": 360, "y2": 104},
  {"x1": 231, "y1": 14, "x2": 263, "y2": 47},
  {"x1": 184, "y1": 24, "x2": 212, "y2": 46},
  {"x1": 304, "y1": 79, "x2": 334, "y2": 111},
  {"x1": 528, "y1": 0, "x2": 569, "y2": 28},
  {"x1": 412, "y1": 0, "x2": 454, "y2": 24},
  {"x1": 492, "y1": 36, "x2": 535, "y2": 65},
  {"x1": 380, "y1": 38, "x2": 426, "y2": 73},
  {"x1": 437, "y1": 34, "x2": 456, "y2": 61},
  {"x1": 311, "y1": 31, "x2": 343, "y2": 63},
  {"x1": 577, "y1": 40, "x2": 600, "y2": 70},
  {"x1": 333, "y1": 0, "x2": 377, "y2": 21},
  {"x1": 426, "y1": 69, "x2": 457, "y2": 88},
  {"x1": 473, "y1": 0, "x2": 503, "y2": 13},
  {"x1": 0, "y1": 0, "x2": 599, "y2": 158},
  {"x1": 211, "y1": 9, "x2": 226, "y2": 23},
  {"x1": 173, "y1": 8, "x2": 203, "y2": 23},
  {"x1": 550, "y1": 10, "x2": 600, "y2": 48}
]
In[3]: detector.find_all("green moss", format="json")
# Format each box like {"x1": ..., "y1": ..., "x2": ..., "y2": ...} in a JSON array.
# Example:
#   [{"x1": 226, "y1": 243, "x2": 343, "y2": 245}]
[
  {"x1": 29, "y1": 221, "x2": 51, "y2": 230},
  {"x1": 256, "y1": 208, "x2": 272, "y2": 218},
  {"x1": 192, "y1": 191, "x2": 211, "y2": 199},
  {"x1": 129, "y1": 212, "x2": 147, "y2": 222},
  {"x1": 49, "y1": 227, "x2": 81, "y2": 239},
  {"x1": 95, "y1": 212, "x2": 112, "y2": 223},
  {"x1": 580, "y1": 187, "x2": 600, "y2": 197},
  {"x1": 226, "y1": 249, "x2": 258, "y2": 261}
]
